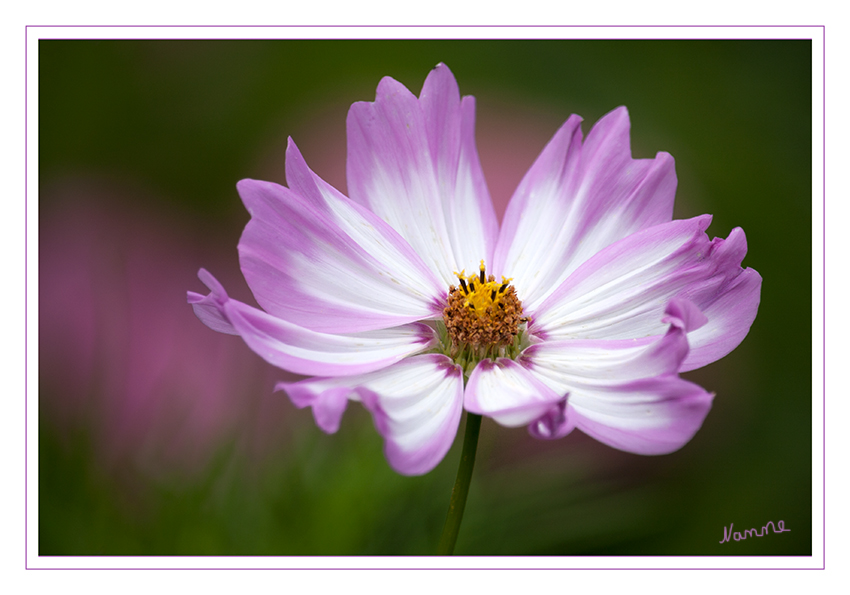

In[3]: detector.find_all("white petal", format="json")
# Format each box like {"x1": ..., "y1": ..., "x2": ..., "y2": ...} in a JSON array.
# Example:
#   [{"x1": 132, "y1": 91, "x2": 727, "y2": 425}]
[
  {"x1": 238, "y1": 146, "x2": 445, "y2": 333},
  {"x1": 530, "y1": 215, "x2": 714, "y2": 341},
  {"x1": 189, "y1": 269, "x2": 436, "y2": 377},
  {"x1": 465, "y1": 358, "x2": 565, "y2": 427},
  {"x1": 281, "y1": 355, "x2": 465, "y2": 476},
  {"x1": 523, "y1": 299, "x2": 713, "y2": 454},
  {"x1": 495, "y1": 107, "x2": 676, "y2": 311},
  {"x1": 347, "y1": 75, "x2": 458, "y2": 284},
  {"x1": 419, "y1": 65, "x2": 498, "y2": 274}
]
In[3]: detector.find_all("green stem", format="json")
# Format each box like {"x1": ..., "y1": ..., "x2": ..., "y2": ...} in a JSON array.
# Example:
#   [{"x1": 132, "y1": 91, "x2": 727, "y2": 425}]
[{"x1": 437, "y1": 412, "x2": 482, "y2": 555}]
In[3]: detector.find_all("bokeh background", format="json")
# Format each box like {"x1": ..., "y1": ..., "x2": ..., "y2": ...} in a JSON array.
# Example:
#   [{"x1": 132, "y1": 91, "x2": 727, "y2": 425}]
[{"x1": 38, "y1": 39, "x2": 812, "y2": 556}]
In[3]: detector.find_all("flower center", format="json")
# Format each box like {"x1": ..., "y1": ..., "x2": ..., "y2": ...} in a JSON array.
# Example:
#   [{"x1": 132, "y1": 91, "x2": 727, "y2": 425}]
[{"x1": 440, "y1": 261, "x2": 528, "y2": 375}]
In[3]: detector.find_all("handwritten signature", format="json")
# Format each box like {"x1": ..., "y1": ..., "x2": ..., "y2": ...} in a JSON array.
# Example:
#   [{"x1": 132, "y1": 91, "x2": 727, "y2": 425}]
[{"x1": 719, "y1": 520, "x2": 790, "y2": 543}]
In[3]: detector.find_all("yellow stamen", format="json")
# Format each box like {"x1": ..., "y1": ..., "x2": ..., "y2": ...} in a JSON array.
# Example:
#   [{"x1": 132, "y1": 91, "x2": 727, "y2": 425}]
[
  {"x1": 454, "y1": 263, "x2": 513, "y2": 317},
  {"x1": 443, "y1": 261, "x2": 525, "y2": 354}
]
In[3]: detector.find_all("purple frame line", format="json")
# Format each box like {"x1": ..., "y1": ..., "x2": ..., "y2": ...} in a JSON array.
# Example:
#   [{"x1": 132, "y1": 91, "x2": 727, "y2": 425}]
[
  {"x1": 24, "y1": 24, "x2": 823, "y2": 27},
  {"x1": 25, "y1": 26, "x2": 825, "y2": 571},
  {"x1": 29, "y1": 566, "x2": 824, "y2": 571},
  {"x1": 822, "y1": 25, "x2": 826, "y2": 569},
  {"x1": 24, "y1": 24, "x2": 28, "y2": 571}
]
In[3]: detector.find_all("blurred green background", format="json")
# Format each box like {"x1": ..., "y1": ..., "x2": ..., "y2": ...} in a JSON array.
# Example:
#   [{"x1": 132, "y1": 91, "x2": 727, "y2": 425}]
[{"x1": 38, "y1": 39, "x2": 812, "y2": 556}]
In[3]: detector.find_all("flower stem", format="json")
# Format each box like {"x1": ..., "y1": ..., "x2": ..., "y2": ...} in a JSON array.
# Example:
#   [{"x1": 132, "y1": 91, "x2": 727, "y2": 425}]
[{"x1": 437, "y1": 412, "x2": 482, "y2": 555}]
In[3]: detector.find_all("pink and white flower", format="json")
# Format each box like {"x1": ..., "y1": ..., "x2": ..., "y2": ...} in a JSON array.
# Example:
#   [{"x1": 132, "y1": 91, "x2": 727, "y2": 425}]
[{"x1": 189, "y1": 64, "x2": 761, "y2": 475}]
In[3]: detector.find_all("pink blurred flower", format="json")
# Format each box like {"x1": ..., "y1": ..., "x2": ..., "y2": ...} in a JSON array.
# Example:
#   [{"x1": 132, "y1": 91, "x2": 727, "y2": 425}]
[
  {"x1": 189, "y1": 64, "x2": 761, "y2": 476},
  {"x1": 40, "y1": 182, "x2": 286, "y2": 476}
]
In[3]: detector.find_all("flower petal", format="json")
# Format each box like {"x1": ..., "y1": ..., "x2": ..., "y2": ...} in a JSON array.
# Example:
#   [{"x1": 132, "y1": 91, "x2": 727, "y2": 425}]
[
  {"x1": 188, "y1": 269, "x2": 435, "y2": 377},
  {"x1": 528, "y1": 399, "x2": 575, "y2": 440},
  {"x1": 530, "y1": 215, "x2": 760, "y2": 373},
  {"x1": 570, "y1": 377, "x2": 714, "y2": 455},
  {"x1": 346, "y1": 65, "x2": 494, "y2": 283},
  {"x1": 281, "y1": 384, "x2": 350, "y2": 434},
  {"x1": 494, "y1": 107, "x2": 677, "y2": 311},
  {"x1": 524, "y1": 300, "x2": 714, "y2": 454},
  {"x1": 526, "y1": 298, "x2": 707, "y2": 388},
  {"x1": 677, "y1": 229, "x2": 762, "y2": 371},
  {"x1": 346, "y1": 75, "x2": 454, "y2": 282},
  {"x1": 465, "y1": 357, "x2": 565, "y2": 427},
  {"x1": 419, "y1": 63, "x2": 499, "y2": 274},
  {"x1": 187, "y1": 268, "x2": 240, "y2": 335},
  {"x1": 236, "y1": 148, "x2": 446, "y2": 333},
  {"x1": 279, "y1": 355, "x2": 464, "y2": 475}
]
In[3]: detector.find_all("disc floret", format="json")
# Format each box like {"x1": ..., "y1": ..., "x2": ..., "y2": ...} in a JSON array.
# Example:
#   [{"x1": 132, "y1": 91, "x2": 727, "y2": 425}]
[{"x1": 441, "y1": 261, "x2": 528, "y2": 375}]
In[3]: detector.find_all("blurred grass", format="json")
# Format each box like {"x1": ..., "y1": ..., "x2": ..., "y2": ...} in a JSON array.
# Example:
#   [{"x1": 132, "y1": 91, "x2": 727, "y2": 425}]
[
  {"x1": 40, "y1": 407, "x2": 457, "y2": 555},
  {"x1": 38, "y1": 39, "x2": 812, "y2": 556}
]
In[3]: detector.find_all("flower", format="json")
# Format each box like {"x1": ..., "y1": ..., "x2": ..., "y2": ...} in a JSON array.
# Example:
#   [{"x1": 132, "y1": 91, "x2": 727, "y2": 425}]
[
  {"x1": 188, "y1": 64, "x2": 761, "y2": 476},
  {"x1": 40, "y1": 184, "x2": 286, "y2": 476}
]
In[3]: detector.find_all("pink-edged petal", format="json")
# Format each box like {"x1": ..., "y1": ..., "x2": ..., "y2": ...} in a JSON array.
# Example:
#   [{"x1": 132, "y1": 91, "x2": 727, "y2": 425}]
[
  {"x1": 530, "y1": 216, "x2": 760, "y2": 370},
  {"x1": 570, "y1": 377, "x2": 713, "y2": 455},
  {"x1": 493, "y1": 114, "x2": 582, "y2": 286},
  {"x1": 419, "y1": 64, "x2": 499, "y2": 273},
  {"x1": 526, "y1": 298, "x2": 707, "y2": 389},
  {"x1": 347, "y1": 66, "x2": 494, "y2": 284},
  {"x1": 279, "y1": 355, "x2": 464, "y2": 475},
  {"x1": 465, "y1": 357, "x2": 565, "y2": 427},
  {"x1": 528, "y1": 399, "x2": 575, "y2": 440},
  {"x1": 281, "y1": 384, "x2": 350, "y2": 434},
  {"x1": 530, "y1": 215, "x2": 761, "y2": 371},
  {"x1": 236, "y1": 150, "x2": 446, "y2": 333},
  {"x1": 346, "y1": 75, "x2": 455, "y2": 282},
  {"x1": 677, "y1": 229, "x2": 762, "y2": 371},
  {"x1": 523, "y1": 298, "x2": 713, "y2": 454},
  {"x1": 524, "y1": 375, "x2": 714, "y2": 455},
  {"x1": 187, "y1": 268, "x2": 239, "y2": 335},
  {"x1": 530, "y1": 215, "x2": 712, "y2": 339},
  {"x1": 188, "y1": 269, "x2": 435, "y2": 377},
  {"x1": 494, "y1": 107, "x2": 677, "y2": 311},
  {"x1": 663, "y1": 295, "x2": 709, "y2": 333}
]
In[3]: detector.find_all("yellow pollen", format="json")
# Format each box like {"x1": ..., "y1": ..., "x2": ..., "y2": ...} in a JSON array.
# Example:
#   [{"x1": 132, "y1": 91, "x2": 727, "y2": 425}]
[
  {"x1": 454, "y1": 260, "x2": 514, "y2": 317},
  {"x1": 443, "y1": 260, "x2": 526, "y2": 355}
]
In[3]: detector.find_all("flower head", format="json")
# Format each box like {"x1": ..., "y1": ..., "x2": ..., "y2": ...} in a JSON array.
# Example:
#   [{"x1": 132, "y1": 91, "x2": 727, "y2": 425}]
[
  {"x1": 40, "y1": 187, "x2": 285, "y2": 476},
  {"x1": 189, "y1": 64, "x2": 761, "y2": 475}
]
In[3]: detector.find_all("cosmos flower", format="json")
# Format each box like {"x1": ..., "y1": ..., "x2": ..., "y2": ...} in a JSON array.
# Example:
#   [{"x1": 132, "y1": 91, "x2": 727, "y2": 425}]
[
  {"x1": 189, "y1": 64, "x2": 761, "y2": 476},
  {"x1": 40, "y1": 187, "x2": 285, "y2": 476}
]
